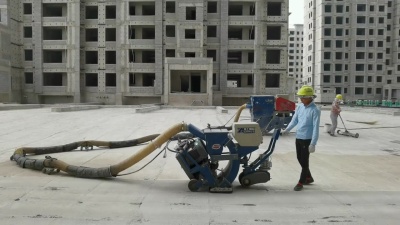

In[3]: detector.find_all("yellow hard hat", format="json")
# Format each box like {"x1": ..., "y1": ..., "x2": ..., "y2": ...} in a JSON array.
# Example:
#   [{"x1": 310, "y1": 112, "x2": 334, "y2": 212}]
[
  {"x1": 296, "y1": 85, "x2": 315, "y2": 98},
  {"x1": 336, "y1": 94, "x2": 343, "y2": 100}
]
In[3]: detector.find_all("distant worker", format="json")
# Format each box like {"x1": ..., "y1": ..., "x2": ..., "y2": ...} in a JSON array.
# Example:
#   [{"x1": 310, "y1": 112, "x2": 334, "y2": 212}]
[
  {"x1": 283, "y1": 85, "x2": 320, "y2": 191},
  {"x1": 329, "y1": 94, "x2": 343, "y2": 136}
]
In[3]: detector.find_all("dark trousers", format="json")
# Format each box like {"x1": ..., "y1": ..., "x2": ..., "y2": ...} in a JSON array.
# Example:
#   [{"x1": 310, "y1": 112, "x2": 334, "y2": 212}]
[{"x1": 295, "y1": 139, "x2": 312, "y2": 184}]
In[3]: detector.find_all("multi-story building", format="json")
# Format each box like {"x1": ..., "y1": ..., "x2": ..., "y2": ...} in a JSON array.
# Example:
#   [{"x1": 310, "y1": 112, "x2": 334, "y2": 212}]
[
  {"x1": 288, "y1": 24, "x2": 304, "y2": 92},
  {"x1": 0, "y1": 0, "x2": 292, "y2": 106},
  {"x1": 304, "y1": 0, "x2": 400, "y2": 103},
  {"x1": 0, "y1": 2, "x2": 12, "y2": 102}
]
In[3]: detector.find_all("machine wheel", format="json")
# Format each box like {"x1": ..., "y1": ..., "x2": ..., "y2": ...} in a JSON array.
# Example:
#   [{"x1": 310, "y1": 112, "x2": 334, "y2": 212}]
[
  {"x1": 188, "y1": 179, "x2": 200, "y2": 192},
  {"x1": 354, "y1": 133, "x2": 359, "y2": 138},
  {"x1": 337, "y1": 130, "x2": 341, "y2": 134},
  {"x1": 238, "y1": 172, "x2": 251, "y2": 187}
]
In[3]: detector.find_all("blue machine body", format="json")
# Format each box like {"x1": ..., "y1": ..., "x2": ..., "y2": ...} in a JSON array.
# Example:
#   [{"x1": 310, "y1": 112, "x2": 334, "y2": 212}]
[{"x1": 175, "y1": 123, "x2": 280, "y2": 193}]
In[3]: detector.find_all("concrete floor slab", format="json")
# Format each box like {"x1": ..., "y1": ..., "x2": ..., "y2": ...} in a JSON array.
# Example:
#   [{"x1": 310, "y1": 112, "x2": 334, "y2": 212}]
[{"x1": 1, "y1": 106, "x2": 400, "y2": 224}]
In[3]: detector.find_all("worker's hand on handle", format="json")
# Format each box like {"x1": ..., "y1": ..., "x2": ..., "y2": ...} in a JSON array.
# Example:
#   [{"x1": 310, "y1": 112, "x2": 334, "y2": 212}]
[
  {"x1": 281, "y1": 129, "x2": 290, "y2": 135},
  {"x1": 309, "y1": 145, "x2": 316, "y2": 153}
]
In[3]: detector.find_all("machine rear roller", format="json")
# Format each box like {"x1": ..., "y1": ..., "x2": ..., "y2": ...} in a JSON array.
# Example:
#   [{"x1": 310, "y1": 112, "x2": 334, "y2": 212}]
[{"x1": 188, "y1": 179, "x2": 202, "y2": 192}]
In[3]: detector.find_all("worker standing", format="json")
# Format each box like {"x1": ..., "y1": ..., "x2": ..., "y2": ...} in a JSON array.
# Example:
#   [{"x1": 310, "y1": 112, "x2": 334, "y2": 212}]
[
  {"x1": 329, "y1": 94, "x2": 343, "y2": 136},
  {"x1": 282, "y1": 85, "x2": 320, "y2": 191}
]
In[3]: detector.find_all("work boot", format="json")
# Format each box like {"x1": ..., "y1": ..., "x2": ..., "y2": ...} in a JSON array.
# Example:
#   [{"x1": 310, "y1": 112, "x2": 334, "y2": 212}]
[
  {"x1": 305, "y1": 177, "x2": 314, "y2": 185},
  {"x1": 329, "y1": 132, "x2": 336, "y2": 137},
  {"x1": 294, "y1": 182, "x2": 303, "y2": 191}
]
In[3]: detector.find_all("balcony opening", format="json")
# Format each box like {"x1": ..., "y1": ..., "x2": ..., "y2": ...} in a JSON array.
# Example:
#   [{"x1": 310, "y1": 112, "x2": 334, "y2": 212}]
[
  {"x1": 86, "y1": 28, "x2": 98, "y2": 42},
  {"x1": 186, "y1": 7, "x2": 196, "y2": 20},
  {"x1": 249, "y1": 28, "x2": 255, "y2": 40},
  {"x1": 248, "y1": 52, "x2": 254, "y2": 63},
  {"x1": 129, "y1": 5, "x2": 136, "y2": 15},
  {"x1": 265, "y1": 73, "x2": 280, "y2": 87},
  {"x1": 105, "y1": 51, "x2": 116, "y2": 64},
  {"x1": 228, "y1": 51, "x2": 242, "y2": 63},
  {"x1": 226, "y1": 74, "x2": 254, "y2": 88},
  {"x1": 43, "y1": 73, "x2": 65, "y2": 86},
  {"x1": 143, "y1": 51, "x2": 155, "y2": 63},
  {"x1": 142, "y1": 27, "x2": 155, "y2": 39},
  {"x1": 229, "y1": 4, "x2": 242, "y2": 15},
  {"x1": 267, "y1": 2, "x2": 282, "y2": 16},
  {"x1": 248, "y1": 74, "x2": 253, "y2": 85},
  {"x1": 105, "y1": 73, "x2": 116, "y2": 87},
  {"x1": 86, "y1": 51, "x2": 98, "y2": 64},
  {"x1": 128, "y1": 26, "x2": 155, "y2": 39},
  {"x1": 227, "y1": 74, "x2": 241, "y2": 87},
  {"x1": 105, "y1": 28, "x2": 116, "y2": 41},
  {"x1": 228, "y1": 27, "x2": 242, "y2": 40},
  {"x1": 43, "y1": 3, "x2": 65, "y2": 17},
  {"x1": 43, "y1": 27, "x2": 64, "y2": 40},
  {"x1": 105, "y1": 5, "x2": 116, "y2": 19},
  {"x1": 266, "y1": 50, "x2": 281, "y2": 64},
  {"x1": 43, "y1": 50, "x2": 63, "y2": 63},
  {"x1": 142, "y1": 4, "x2": 155, "y2": 15},
  {"x1": 267, "y1": 26, "x2": 281, "y2": 40},
  {"x1": 129, "y1": 73, "x2": 155, "y2": 87},
  {"x1": 129, "y1": 50, "x2": 155, "y2": 63},
  {"x1": 128, "y1": 26, "x2": 136, "y2": 39},
  {"x1": 85, "y1": 73, "x2": 98, "y2": 87}
]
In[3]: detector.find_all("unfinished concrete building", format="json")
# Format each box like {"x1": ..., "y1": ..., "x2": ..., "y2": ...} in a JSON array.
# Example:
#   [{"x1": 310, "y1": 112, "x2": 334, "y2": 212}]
[
  {"x1": 304, "y1": 0, "x2": 400, "y2": 103},
  {"x1": 2, "y1": 0, "x2": 291, "y2": 106}
]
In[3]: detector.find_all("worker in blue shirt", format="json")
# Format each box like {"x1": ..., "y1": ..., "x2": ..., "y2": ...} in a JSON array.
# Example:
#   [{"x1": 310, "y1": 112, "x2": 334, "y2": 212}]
[{"x1": 283, "y1": 85, "x2": 321, "y2": 191}]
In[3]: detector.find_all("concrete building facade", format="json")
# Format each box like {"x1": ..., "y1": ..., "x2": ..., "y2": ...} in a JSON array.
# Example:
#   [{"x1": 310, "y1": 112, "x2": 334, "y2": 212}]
[
  {"x1": 288, "y1": 24, "x2": 303, "y2": 92},
  {"x1": 0, "y1": 0, "x2": 292, "y2": 106},
  {"x1": 304, "y1": 0, "x2": 400, "y2": 103}
]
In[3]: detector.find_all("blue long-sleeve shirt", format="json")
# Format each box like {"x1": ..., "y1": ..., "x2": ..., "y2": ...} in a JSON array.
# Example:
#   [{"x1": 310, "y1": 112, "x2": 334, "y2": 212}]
[{"x1": 285, "y1": 101, "x2": 321, "y2": 146}]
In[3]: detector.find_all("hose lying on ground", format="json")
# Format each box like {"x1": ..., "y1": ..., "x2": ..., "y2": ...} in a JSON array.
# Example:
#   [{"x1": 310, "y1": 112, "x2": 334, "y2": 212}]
[{"x1": 10, "y1": 123, "x2": 189, "y2": 178}]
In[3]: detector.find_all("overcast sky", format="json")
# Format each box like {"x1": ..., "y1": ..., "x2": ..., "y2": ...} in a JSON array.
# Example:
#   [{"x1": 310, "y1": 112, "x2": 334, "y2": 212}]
[{"x1": 289, "y1": 1, "x2": 304, "y2": 27}]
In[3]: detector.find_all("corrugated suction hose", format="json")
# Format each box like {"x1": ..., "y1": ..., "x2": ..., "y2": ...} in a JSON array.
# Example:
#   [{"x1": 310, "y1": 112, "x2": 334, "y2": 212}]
[{"x1": 10, "y1": 123, "x2": 188, "y2": 178}]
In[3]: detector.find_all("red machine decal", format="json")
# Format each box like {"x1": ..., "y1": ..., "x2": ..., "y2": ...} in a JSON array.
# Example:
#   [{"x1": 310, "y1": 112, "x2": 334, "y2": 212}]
[
  {"x1": 275, "y1": 97, "x2": 296, "y2": 111},
  {"x1": 212, "y1": 144, "x2": 221, "y2": 150}
]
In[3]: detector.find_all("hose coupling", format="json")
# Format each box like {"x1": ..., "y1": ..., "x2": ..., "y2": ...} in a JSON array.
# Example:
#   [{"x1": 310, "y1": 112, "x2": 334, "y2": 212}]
[{"x1": 42, "y1": 167, "x2": 60, "y2": 175}]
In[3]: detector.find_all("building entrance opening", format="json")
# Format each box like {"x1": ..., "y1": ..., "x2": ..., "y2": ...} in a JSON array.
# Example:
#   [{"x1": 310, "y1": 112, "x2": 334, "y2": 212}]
[{"x1": 170, "y1": 70, "x2": 206, "y2": 93}]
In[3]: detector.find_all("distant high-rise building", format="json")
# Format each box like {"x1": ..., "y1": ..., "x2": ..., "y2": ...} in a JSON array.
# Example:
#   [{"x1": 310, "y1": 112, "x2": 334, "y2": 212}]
[
  {"x1": 0, "y1": 0, "x2": 293, "y2": 106},
  {"x1": 288, "y1": 24, "x2": 304, "y2": 92},
  {"x1": 304, "y1": 0, "x2": 400, "y2": 103}
]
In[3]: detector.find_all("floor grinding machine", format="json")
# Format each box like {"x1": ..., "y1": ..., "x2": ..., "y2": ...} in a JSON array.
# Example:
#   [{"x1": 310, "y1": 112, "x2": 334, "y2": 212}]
[
  {"x1": 175, "y1": 96, "x2": 295, "y2": 192},
  {"x1": 10, "y1": 96, "x2": 295, "y2": 193}
]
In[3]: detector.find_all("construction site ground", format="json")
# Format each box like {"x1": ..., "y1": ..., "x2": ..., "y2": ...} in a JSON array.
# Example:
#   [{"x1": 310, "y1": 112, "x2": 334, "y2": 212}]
[{"x1": 1, "y1": 104, "x2": 400, "y2": 225}]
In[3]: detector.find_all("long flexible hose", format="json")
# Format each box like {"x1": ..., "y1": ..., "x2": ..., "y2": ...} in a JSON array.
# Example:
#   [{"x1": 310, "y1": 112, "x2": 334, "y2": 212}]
[
  {"x1": 10, "y1": 123, "x2": 188, "y2": 178},
  {"x1": 234, "y1": 104, "x2": 247, "y2": 122}
]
